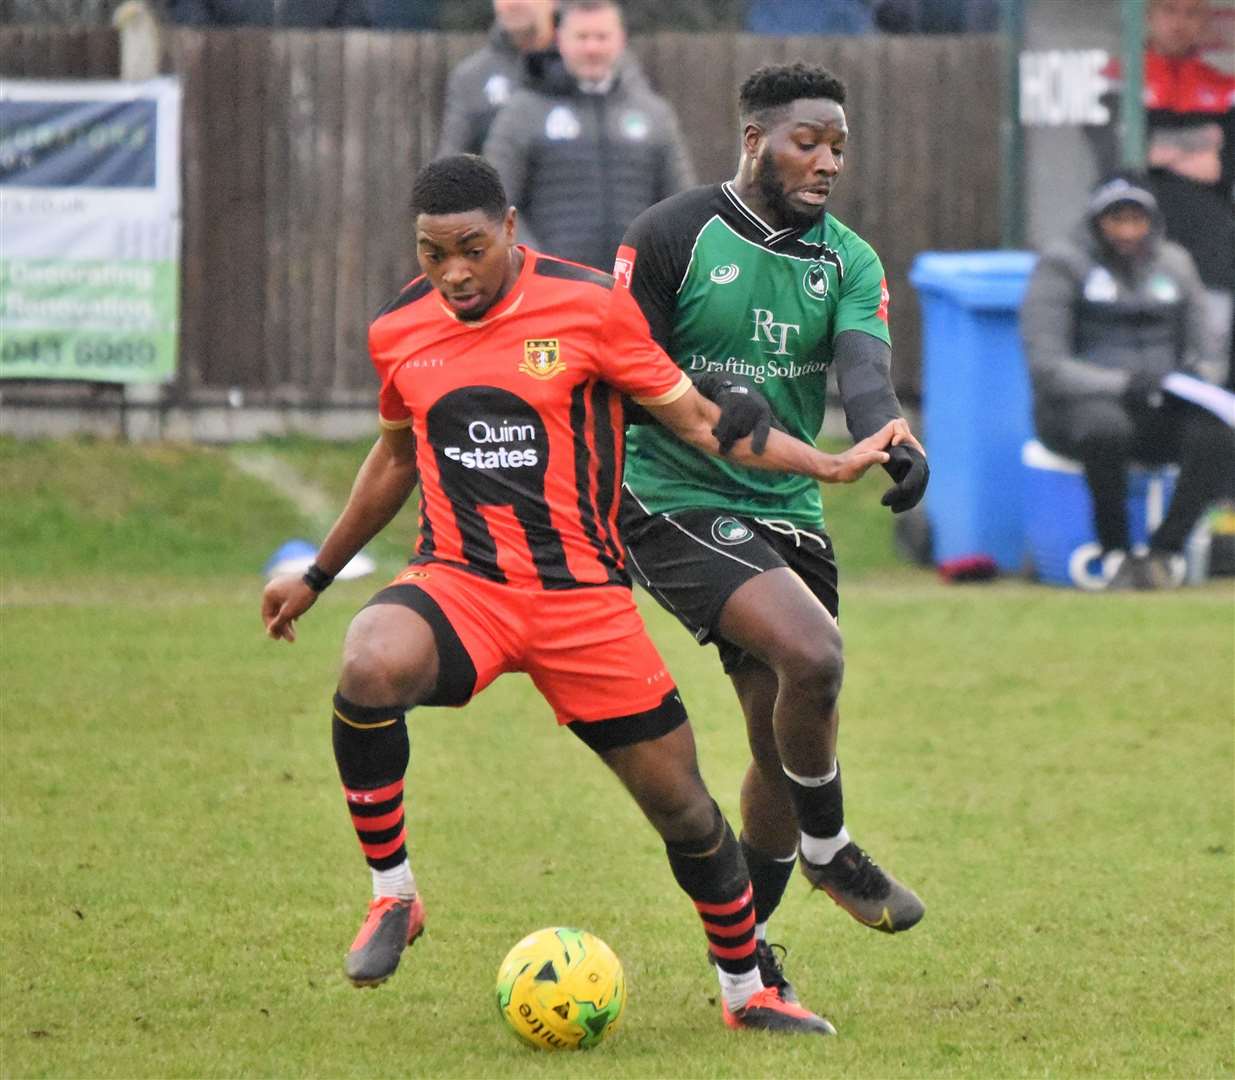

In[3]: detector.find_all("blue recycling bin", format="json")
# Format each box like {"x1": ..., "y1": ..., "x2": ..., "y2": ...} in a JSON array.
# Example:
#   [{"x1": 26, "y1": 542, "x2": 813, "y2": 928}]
[{"x1": 909, "y1": 251, "x2": 1037, "y2": 572}]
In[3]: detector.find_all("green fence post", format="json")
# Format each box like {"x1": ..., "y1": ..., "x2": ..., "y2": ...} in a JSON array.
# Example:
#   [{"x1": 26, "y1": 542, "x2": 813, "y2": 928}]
[
  {"x1": 1000, "y1": 0, "x2": 1026, "y2": 248},
  {"x1": 1120, "y1": 0, "x2": 1147, "y2": 169}
]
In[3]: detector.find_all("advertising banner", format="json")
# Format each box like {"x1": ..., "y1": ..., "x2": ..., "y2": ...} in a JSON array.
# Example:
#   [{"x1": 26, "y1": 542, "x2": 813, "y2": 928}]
[{"x1": 0, "y1": 77, "x2": 181, "y2": 383}]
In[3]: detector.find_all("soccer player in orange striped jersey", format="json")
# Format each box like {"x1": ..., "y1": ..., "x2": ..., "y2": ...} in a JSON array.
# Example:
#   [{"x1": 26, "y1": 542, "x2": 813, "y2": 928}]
[{"x1": 261, "y1": 155, "x2": 906, "y2": 1033}]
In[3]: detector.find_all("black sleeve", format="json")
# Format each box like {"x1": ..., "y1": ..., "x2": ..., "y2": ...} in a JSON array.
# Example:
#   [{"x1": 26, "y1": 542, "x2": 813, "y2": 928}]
[
  {"x1": 833, "y1": 329, "x2": 903, "y2": 441},
  {"x1": 619, "y1": 194, "x2": 703, "y2": 352},
  {"x1": 617, "y1": 188, "x2": 715, "y2": 425}
]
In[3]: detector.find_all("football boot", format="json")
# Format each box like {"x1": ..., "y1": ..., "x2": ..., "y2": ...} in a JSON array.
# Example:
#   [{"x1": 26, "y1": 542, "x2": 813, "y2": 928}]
[
  {"x1": 800, "y1": 841, "x2": 924, "y2": 933},
  {"x1": 344, "y1": 894, "x2": 425, "y2": 987},
  {"x1": 722, "y1": 987, "x2": 836, "y2": 1035}
]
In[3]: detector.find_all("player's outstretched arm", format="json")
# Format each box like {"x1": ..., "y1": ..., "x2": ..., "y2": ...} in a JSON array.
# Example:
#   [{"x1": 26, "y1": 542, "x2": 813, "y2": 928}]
[
  {"x1": 643, "y1": 387, "x2": 905, "y2": 484},
  {"x1": 262, "y1": 427, "x2": 418, "y2": 643},
  {"x1": 832, "y1": 330, "x2": 930, "y2": 512}
]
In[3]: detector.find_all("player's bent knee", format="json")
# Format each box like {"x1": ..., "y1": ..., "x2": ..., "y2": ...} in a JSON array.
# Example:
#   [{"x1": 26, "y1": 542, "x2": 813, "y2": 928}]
[
  {"x1": 575, "y1": 691, "x2": 720, "y2": 840},
  {"x1": 653, "y1": 790, "x2": 722, "y2": 846},
  {"x1": 620, "y1": 768, "x2": 715, "y2": 845},
  {"x1": 622, "y1": 748, "x2": 714, "y2": 841},
  {"x1": 339, "y1": 606, "x2": 439, "y2": 707},
  {"x1": 662, "y1": 796, "x2": 727, "y2": 853},
  {"x1": 338, "y1": 649, "x2": 433, "y2": 709},
  {"x1": 775, "y1": 633, "x2": 844, "y2": 702}
]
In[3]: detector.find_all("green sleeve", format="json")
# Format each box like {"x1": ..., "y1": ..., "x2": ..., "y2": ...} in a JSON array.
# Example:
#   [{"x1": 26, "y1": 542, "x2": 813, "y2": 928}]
[{"x1": 833, "y1": 246, "x2": 891, "y2": 346}]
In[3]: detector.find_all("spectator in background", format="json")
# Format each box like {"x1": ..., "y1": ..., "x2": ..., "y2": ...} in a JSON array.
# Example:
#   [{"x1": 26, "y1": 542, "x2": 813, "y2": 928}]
[
  {"x1": 745, "y1": 0, "x2": 873, "y2": 35},
  {"x1": 872, "y1": 0, "x2": 996, "y2": 33},
  {"x1": 483, "y1": 0, "x2": 694, "y2": 271},
  {"x1": 437, "y1": 0, "x2": 558, "y2": 157},
  {"x1": 1020, "y1": 173, "x2": 1235, "y2": 590},
  {"x1": 1143, "y1": 0, "x2": 1235, "y2": 389}
]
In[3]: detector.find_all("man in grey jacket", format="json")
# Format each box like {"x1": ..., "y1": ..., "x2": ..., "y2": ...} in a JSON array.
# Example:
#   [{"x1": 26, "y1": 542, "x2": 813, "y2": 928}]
[
  {"x1": 437, "y1": 0, "x2": 558, "y2": 157},
  {"x1": 482, "y1": 0, "x2": 695, "y2": 272},
  {"x1": 1021, "y1": 172, "x2": 1235, "y2": 589}
]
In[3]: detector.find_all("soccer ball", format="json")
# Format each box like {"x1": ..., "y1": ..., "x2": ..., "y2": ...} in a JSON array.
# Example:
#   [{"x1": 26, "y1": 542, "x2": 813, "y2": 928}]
[{"x1": 495, "y1": 927, "x2": 625, "y2": 1050}]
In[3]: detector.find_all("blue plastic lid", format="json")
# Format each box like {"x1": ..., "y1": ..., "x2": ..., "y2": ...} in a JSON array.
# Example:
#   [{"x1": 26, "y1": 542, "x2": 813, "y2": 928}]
[{"x1": 909, "y1": 251, "x2": 1038, "y2": 310}]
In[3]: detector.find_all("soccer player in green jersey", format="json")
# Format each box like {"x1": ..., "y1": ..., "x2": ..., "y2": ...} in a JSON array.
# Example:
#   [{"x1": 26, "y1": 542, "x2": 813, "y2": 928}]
[{"x1": 615, "y1": 63, "x2": 930, "y2": 1017}]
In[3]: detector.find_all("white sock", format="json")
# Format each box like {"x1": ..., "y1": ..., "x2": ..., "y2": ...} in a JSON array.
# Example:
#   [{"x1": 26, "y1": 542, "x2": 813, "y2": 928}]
[
  {"x1": 372, "y1": 859, "x2": 416, "y2": 899},
  {"x1": 717, "y1": 964, "x2": 764, "y2": 1012},
  {"x1": 800, "y1": 826, "x2": 850, "y2": 866}
]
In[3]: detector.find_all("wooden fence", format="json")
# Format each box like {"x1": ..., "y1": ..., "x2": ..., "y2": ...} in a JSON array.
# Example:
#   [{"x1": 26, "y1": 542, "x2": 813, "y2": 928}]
[{"x1": 0, "y1": 26, "x2": 1004, "y2": 407}]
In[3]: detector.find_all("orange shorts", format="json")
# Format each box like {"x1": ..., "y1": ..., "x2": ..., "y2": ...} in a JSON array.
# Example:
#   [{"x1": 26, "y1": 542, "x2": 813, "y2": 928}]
[{"x1": 367, "y1": 562, "x2": 679, "y2": 728}]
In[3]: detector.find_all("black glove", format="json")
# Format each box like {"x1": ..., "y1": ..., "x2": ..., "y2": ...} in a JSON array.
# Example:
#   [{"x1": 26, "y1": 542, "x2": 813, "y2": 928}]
[
  {"x1": 694, "y1": 373, "x2": 772, "y2": 455},
  {"x1": 881, "y1": 444, "x2": 929, "y2": 514},
  {"x1": 1122, "y1": 370, "x2": 1166, "y2": 413}
]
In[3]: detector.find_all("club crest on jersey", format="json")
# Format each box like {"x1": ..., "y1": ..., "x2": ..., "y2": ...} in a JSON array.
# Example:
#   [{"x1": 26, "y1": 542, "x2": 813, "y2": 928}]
[
  {"x1": 520, "y1": 339, "x2": 565, "y2": 380},
  {"x1": 711, "y1": 517, "x2": 753, "y2": 546},
  {"x1": 803, "y1": 262, "x2": 831, "y2": 300},
  {"x1": 710, "y1": 263, "x2": 740, "y2": 285}
]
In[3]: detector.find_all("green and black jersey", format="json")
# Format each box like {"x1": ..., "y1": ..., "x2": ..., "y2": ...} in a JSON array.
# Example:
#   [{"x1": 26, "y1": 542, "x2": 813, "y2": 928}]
[{"x1": 617, "y1": 181, "x2": 891, "y2": 527}]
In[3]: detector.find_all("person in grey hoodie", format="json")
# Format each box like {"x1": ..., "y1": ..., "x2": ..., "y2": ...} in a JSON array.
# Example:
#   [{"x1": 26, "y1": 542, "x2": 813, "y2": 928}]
[
  {"x1": 482, "y1": 0, "x2": 694, "y2": 272},
  {"x1": 437, "y1": 0, "x2": 559, "y2": 157},
  {"x1": 1021, "y1": 172, "x2": 1235, "y2": 589}
]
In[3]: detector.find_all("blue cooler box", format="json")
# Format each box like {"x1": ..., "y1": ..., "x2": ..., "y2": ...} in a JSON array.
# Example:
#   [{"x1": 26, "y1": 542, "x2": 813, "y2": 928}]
[
  {"x1": 1021, "y1": 440, "x2": 1177, "y2": 588},
  {"x1": 910, "y1": 251, "x2": 1037, "y2": 573}
]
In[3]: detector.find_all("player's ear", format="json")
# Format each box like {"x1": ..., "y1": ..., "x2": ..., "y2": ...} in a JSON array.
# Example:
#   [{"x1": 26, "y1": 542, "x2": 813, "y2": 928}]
[
  {"x1": 503, "y1": 206, "x2": 517, "y2": 245},
  {"x1": 741, "y1": 121, "x2": 765, "y2": 159}
]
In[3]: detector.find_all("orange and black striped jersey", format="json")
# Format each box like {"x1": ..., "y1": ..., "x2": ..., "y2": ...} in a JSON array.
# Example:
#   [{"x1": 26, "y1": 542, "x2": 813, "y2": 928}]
[{"x1": 369, "y1": 247, "x2": 690, "y2": 591}]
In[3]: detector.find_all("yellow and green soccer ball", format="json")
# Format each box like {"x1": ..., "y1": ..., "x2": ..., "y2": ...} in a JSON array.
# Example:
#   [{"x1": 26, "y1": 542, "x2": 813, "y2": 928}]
[{"x1": 495, "y1": 927, "x2": 625, "y2": 1050}]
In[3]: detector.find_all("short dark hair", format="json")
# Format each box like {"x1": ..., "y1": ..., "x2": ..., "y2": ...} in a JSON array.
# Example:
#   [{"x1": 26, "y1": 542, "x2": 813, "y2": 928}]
[
  {"x1": 411, "y1": 154, "x2": 507, "y2": 220},
  {"x1": 739, "y1": 63, "x2": 847, "y2": 122}
]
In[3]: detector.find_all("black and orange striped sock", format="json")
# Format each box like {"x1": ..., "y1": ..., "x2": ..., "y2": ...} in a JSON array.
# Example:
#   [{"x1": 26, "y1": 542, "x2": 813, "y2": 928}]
[
  {"x1": 665, "y1": 802, "x2": 758, "y2": 977},
  {"x1": 331, "y1": 691, "x2": 409, "y2": 872}
]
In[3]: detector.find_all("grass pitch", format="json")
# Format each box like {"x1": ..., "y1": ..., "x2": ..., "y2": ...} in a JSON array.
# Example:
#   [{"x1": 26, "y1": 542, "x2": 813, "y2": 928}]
[{"x1": 1, "y1": 437, "x2": 1232, "y2": 1079}]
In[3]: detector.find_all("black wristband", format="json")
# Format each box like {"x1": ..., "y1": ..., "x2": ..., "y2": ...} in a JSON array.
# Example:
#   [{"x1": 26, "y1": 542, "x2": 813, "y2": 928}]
[{"x1": 302, "y1": 562, "x2": 334, "y2": 592}]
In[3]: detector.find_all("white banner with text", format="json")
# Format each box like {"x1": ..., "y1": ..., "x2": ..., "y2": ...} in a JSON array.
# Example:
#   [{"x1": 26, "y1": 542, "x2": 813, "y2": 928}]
[{"x1": 0, "y1": 77, "x2": 181, "y2": 383}]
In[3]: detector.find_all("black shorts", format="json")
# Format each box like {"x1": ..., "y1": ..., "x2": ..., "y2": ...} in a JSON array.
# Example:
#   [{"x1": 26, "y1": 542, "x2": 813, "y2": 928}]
[{"x1": 619, "y1": 486, "x2": 839, "y2": 675}]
